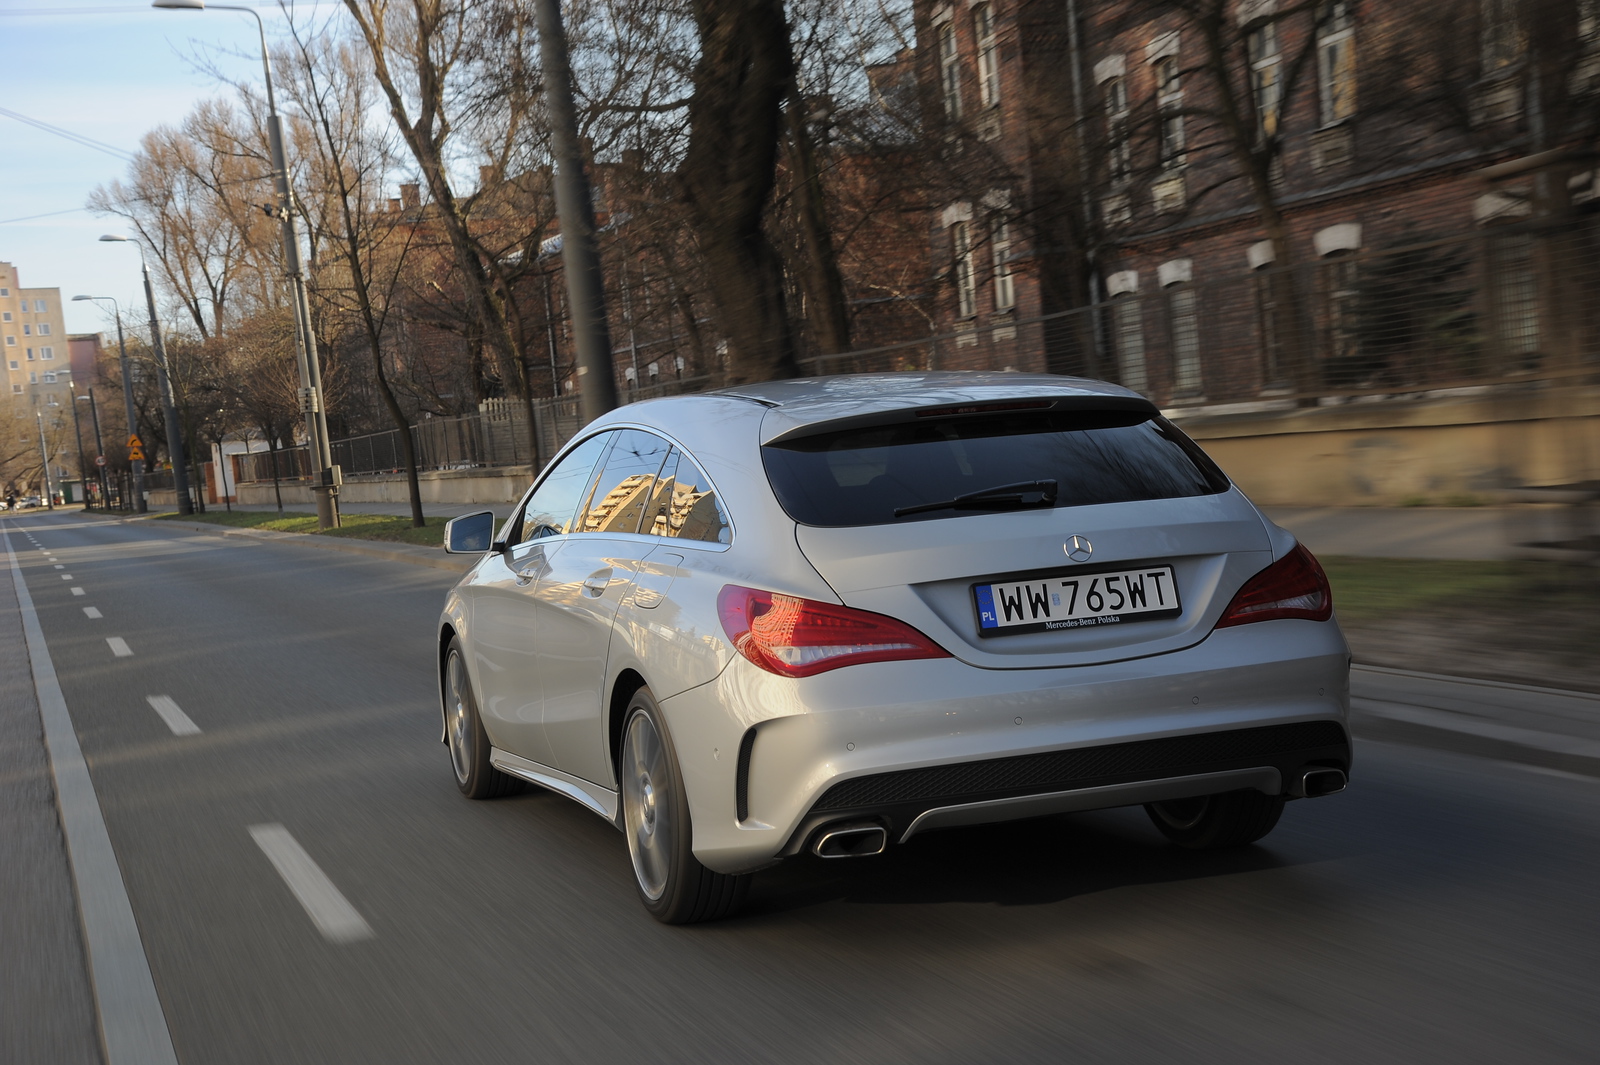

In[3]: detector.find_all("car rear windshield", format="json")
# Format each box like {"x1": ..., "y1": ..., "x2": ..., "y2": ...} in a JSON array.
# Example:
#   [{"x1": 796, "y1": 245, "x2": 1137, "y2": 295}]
[{"x1": 762, "y1": 408, "x2": 1230, "y2": 527}]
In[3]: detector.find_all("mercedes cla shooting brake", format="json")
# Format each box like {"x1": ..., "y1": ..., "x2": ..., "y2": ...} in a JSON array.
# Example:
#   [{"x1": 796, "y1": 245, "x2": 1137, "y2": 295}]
[{"x1": 437, "y1": 373, "x2": 1351, "y2": 923}]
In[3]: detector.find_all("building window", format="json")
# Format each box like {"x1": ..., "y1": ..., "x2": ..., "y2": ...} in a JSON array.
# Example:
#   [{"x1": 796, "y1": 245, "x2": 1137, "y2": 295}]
[
  {"x1": 1249, "y1": 21, "x2": 1281, "y2": 136},
  {"x1": 37, "y1": 323, "x2": 50, "y2": 336},
  {"x1": 0, "y1": 288, "x2": 9, "y2": 296},
  {"x1": 1317, "y1": 2, "x2": 1356, "y2": 125},
  {"x1": 1113, "y1": 296, "x2": 1148, "y2": 394},
  {"x1": 7, "y1": 361, "x2": 16, "y2": 370},
  {"x1": 974, "y1": 4, "x2": 1000, "y2": 108},
  {"x1": 34, "y1": 299, "x2": 46, "y2": 313},
  {"x1": 26, "y1": 348, "x2": 34, "y2": 360},
  {"x1": 990, "y1": 217, "x2": 1015, "y2": 311},
  {"x1": 29, "y1": 371, "x2": 37, "y2": 383},
  {"x1": 939, "y1": 21, "x2": 963, "y2": 122},
  {"x1": 1481, "y1": 0, "x2": 1521, "y2": 72},
  {"x1": 1318, "y1": 252, "x2": 1362, "y2": 378},
  {"x1": 952, "y1": 221, "x2": 977, "y2": 317},
  {"x1": 1488, "y1": 231, "x2": 1539, "y2": 368},
  {"x1": 1153, "y1": 54, "x2": 1185, "y2": 169},
  {"x1": 43, "y1": 373, "x2": 56, "y2": 384},
  {"x1": 10, "y1": 384, "x2": 19, "y2": 395},
  {"x1": 1105, "y1": 76, "x2": 1131, "y2": 183},
  {"x1": 40, "y1": 347, "x2": 53, "y2": 360},
  {"x1": 4, "y1": 336, "x2": 13, "y2": 346},
  {"x1": 1, "y1": 312, "x2": 10, "y2": 321},
  {"x1": 1167, "y1": 288, "x2": 1202, "y2": 396},
  {"x1": 22, "y1": 324, "x2": 31, "y2": 336}
]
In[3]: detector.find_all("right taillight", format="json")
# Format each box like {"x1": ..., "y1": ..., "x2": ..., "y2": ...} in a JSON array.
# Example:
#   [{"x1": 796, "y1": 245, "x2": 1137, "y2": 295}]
[
  {"x1": 1215, "y1": 543, "x2": 1332, "y2": 628},
  {"x1": 717, "y1": 584, "x2": 950, "y2": 678}
]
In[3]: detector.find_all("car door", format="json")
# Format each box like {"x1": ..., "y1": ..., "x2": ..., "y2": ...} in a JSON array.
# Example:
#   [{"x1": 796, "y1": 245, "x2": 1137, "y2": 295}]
[
  {"x1": 470, "y1": 431, "x2": 614, "y2": 765},
  {"x1": 533, "y1": 428, "x2": 673, "y2": 785}
]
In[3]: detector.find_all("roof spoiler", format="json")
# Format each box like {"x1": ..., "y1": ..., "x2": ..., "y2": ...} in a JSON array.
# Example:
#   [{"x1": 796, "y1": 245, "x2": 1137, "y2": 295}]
[{"x1": 763, "y1": 394, "x2": 1160, "y2": 447}]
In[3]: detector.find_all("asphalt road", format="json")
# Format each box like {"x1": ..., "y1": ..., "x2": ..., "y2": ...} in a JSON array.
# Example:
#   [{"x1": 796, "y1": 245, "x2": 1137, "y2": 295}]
[{"x1": 7, "y1": 512, "x2": 1600, "y2": 1065}]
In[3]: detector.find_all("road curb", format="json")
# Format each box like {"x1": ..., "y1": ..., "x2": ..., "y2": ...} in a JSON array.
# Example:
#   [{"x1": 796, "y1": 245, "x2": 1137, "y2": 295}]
[{"x1": 69, "y1": 512, "x2": 473, "y2": 573}]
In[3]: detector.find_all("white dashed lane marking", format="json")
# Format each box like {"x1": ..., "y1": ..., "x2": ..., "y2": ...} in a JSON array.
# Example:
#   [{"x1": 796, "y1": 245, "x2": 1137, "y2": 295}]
[
  {"x1": 54, "y1": 564, "x2": 63, "y2": 569},
  {"x1": 83, "y1": 607, "x2": 102, "y2": 619},
  {"x1": 70, "y1": 588, "x2": 84, "y2": 596},
  {"x1": 248, "y1": 824, "x2": 373, "y2": 944},
  {"x1": 60, "y1": 574, "x2": 72, "y2": 580},
  {"x1": 145, "y1": 696, "x2": 199, "y2": 736},
  {"x1": 106, "y1": 637, "x2": 133, "y2": 658}
]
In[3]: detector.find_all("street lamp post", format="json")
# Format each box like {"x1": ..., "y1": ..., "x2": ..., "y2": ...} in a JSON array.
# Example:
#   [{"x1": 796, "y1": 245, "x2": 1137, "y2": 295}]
[
  {"x1": 78, "y1": 390, "x2": 108, "y2": 510},
  {"x1": 74, "y1": 294, "x2": 146, "y2": 513},
  {"x1": 154, "y1": 0, "x2": 341, "y2": 528},
  {"x1": 68, "y1": 380, "x2": 89, "y2": 510},
  {"x1": 36, "y1": 411, "x2": 54, "y2": 510},
  {"x1": 87, "y1": 242, "x2": 193, "y2": 515}
]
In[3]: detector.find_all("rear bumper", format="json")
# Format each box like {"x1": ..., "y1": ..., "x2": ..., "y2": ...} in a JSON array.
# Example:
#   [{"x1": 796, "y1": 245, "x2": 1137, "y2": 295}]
[{"x1": 656, "y1": 618, "x2": 1350, "y2": 874}]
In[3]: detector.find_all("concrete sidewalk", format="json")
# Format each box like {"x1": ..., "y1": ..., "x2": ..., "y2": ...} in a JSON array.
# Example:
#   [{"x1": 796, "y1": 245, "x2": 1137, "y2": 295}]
[{"x1": 1262, "y1": 505, "x2": 1593, "y2": 561}]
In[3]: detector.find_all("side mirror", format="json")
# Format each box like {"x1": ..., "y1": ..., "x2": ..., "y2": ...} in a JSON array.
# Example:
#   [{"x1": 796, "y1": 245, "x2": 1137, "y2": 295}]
[{"x1": 444, "y1": 510, "x2": 497, "y2": 554}]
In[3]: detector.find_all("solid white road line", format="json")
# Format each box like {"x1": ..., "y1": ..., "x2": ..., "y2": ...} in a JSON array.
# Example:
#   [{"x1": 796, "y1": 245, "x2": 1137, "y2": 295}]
[
  {"x1": 71, "y1": 587, "x2": 84, "y2": 596},
  {"x1": 247, "y1": 824, "x2": 374, "y2": 944},
  {"x1": 3, "y1": 523, "x2": 180, "y2": 1065},
  {"x1": 145, "y1": 696, "x2": 199, "y2": 737},
  {"x1": 107, "y1": 637, "x2": 133, "y2": 658},
  {"x1": 84, "y1": 607, "x2": 103, "y2": 619}
]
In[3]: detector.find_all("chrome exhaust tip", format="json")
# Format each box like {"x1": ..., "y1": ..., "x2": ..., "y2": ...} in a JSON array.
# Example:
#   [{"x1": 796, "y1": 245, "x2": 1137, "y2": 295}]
[
  {"x1": 812, "y1": 822, "x2": 888, "y2": 859},
  {"x1": 1294, "y1": 768, "x2": 1348, "y2": 798}
]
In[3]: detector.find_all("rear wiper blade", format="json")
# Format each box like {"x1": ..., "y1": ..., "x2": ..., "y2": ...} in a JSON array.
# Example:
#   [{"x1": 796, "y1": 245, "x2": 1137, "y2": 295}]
[{"x1": 893, "y1": 479, "x2": 1058, "y2": 518}]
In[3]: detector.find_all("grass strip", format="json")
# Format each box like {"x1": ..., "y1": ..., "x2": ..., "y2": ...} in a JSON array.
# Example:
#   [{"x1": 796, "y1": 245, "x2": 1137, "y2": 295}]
[{"x1": 155, "y1": 510, "x2": 448, "y2": 547}]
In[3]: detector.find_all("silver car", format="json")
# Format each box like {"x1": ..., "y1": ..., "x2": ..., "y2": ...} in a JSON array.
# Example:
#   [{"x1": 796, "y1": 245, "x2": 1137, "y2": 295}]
[{"x1": 438, "y1": 373, "x2": 1350, "y2": 923}]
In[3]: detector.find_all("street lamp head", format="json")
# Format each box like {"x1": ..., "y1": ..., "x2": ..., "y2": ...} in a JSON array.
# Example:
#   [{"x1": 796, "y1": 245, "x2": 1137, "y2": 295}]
[
  {"x1": 98, "y1": 234, "x2": 129, "y2": 243},
  {"x1": 152, "y1": 1, "x2": 207, "y2": 9},
  {"x1": 72, "y1": 295, "x2": 94, "y2": 301}
]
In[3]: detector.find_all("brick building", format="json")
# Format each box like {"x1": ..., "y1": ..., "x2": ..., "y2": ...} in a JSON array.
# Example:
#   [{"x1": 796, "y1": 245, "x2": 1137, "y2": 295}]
[{"x1": 908, "y1": 0, "x2": 1600, "y2": 404}]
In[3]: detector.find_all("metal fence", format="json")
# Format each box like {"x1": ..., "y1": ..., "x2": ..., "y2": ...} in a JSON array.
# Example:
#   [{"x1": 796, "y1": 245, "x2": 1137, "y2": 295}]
[{"x1": 231, "y1": 220, "x2": 1597, "y2": 485}]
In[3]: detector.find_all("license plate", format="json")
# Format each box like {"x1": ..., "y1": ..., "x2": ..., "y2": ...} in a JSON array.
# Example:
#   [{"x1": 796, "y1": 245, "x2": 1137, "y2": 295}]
[{"x1": 973, "y1": 565, "x2": 1181, "y2": 636}]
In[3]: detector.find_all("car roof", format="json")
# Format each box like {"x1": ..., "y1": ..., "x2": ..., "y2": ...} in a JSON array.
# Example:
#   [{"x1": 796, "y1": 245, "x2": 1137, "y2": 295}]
[{"x1": 710, "y1": 371, "x2": 1151, "y2": 443}]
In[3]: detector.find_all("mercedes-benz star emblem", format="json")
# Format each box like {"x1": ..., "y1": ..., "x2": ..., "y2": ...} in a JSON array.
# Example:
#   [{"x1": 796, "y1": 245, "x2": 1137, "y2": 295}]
[{"x1": 1064, "y1": 535, "x2": 1094, "y2": 563}]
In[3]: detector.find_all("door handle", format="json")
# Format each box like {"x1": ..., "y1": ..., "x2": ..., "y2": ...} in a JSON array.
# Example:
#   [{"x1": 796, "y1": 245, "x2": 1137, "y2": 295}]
[
  {"x1": 581, "y1": 570, "x2": 612, "y2": 596},
  {"x1": 512, "y1": 550, "x2": 545, "y2": 585}
]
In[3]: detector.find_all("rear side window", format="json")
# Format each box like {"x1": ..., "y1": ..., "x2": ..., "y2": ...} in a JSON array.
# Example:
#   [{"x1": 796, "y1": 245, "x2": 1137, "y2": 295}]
[
  {"x1": 762, "y1": 409, "x2": 1229, "y2": 527},
  {"x1": 575, "y1": 429, "x2": 673, "y2": 535},
  {"x1": 644, "y1": 448, "x2": 731, "y2": 544}
]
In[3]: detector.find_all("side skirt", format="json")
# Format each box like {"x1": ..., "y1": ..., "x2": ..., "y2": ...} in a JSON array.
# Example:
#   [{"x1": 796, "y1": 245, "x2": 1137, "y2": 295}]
[{"x1": 490, "y1": 748, "x2": 621, "y2": 826}]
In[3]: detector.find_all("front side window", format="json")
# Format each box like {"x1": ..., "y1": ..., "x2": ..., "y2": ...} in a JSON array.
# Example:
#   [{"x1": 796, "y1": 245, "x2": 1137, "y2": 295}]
[
  {"x1": 575, "y1": 428, "x2": 673, "y2": 535},
  {"x1": 763, "y1": 407, "x2": 1228, "y2": 527},
  {"x1": 644, "y1": 448, "x2": 731, "y2": 544},
  {"x1": 511, "y1": 431, "x2": 612, "y2": 544}
]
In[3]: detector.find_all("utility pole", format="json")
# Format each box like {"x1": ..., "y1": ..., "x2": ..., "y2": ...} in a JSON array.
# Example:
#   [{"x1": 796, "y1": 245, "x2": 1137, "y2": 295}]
[
  {"x1": 81, "y1": 390, "x2": 108, "y2": 510},
  {"x1": 37, "y1": 412, "x2": 54, "y2": 510},
  {"x1": 533, "y1": 0, "x2": 616, "y2": 426},
  {"x1": 137, "y1": 255, "x2": 194, "y2": 515},
  {"x1": 69, "y1": 381, "x2": 89, "y2": 509}
]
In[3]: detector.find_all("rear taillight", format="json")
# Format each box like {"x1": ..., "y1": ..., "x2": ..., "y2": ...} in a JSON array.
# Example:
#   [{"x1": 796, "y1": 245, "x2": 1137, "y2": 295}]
[
  {"x1": 717, "y1": 585, "x2": 950, "y2": 678},
  {"x1": 1216, "y1": 544, "x2": 1333, "y2": 628}
]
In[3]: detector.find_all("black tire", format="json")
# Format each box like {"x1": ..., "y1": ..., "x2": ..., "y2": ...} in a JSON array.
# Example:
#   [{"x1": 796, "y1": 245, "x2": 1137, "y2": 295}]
[
  {"x1": 1144, "y1": 790, "x2": 1285, "y2": 850},
  {"x1": 619, "y1": 687, "x2": 749, "y2": 924},
  {"x1": 443, "y1": 637, "x2": 523, "y2": 799}
]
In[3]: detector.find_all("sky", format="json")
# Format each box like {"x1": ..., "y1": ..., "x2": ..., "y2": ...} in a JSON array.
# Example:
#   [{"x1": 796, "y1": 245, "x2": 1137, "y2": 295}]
[{"x1": 0, "y1": 2, "x2": 339, "y2": 337}]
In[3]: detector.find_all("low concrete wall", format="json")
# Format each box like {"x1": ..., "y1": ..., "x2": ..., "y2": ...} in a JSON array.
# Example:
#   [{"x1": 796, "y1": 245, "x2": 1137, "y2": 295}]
[
  {"x1": 234, "y1": 464, "x2": 534, "y2": 508},
  {"x1": 1174, "y1": 387, "x2": 1600, "y2": 506}
]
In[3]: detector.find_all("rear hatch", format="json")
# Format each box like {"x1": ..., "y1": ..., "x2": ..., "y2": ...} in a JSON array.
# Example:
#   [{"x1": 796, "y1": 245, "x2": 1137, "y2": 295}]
[{"x1": 763, "y1": 398, "x2": 1271, "y2": 669}]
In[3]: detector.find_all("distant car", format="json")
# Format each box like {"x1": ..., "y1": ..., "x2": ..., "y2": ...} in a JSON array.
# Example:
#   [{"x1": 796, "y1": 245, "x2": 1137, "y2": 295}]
[
  {"x1": 21, "y1": 496, "x2": 41, "y2": 508},
  {"x1": 437, "y1": 373, "x2": 1351, "y2": 923}
]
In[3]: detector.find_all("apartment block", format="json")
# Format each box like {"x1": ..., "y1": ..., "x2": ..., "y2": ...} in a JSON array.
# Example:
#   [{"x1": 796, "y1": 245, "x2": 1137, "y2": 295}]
[{"x1": 1, "y1": 260, "x2": 81, "y2": 491}]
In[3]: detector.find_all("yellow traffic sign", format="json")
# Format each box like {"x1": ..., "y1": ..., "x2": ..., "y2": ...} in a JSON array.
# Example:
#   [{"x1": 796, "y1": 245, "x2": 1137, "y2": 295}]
[
  {"x1": 127, "y1": 434, "x2": 143, "y2": 449},
  {"x1": 128, "y1": 446, "x2": 146, "y2": 462}
]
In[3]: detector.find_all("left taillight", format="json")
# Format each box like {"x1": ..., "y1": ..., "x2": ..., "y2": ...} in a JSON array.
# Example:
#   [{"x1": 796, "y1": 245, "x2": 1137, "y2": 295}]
[
  {"x1": 717, "y1": 584, "x2": 951, "y2": 678},
  {"x1": 1216, "y1": 543, "x2": 1333, "y2": 628}
]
